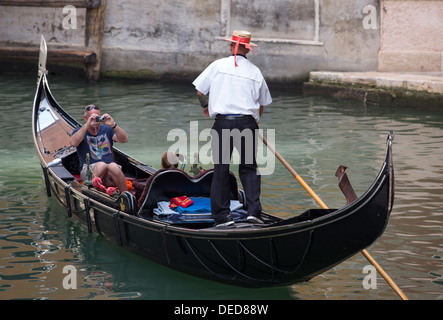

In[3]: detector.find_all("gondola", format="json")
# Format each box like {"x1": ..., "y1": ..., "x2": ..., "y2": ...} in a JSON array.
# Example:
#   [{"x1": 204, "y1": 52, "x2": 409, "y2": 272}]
[{"x1": 32, "y1": 36, "x2": 394, "y2": 288}]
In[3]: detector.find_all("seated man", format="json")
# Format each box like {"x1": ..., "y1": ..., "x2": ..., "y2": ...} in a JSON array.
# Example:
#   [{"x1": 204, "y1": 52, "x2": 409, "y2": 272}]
[{"x1": 69, "y1": 104, "x2": 129, "y2": 192}]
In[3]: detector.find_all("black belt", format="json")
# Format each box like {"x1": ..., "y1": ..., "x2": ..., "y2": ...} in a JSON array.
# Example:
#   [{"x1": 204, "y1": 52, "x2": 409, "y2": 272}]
[{"x1": 216, "y1": 114, "x2": 253, "y2": 121}]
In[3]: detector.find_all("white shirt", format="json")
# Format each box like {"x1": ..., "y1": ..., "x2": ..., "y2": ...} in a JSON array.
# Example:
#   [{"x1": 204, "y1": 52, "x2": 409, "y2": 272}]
[{"x1": 193, "y1": 55, "x2": 272, "y2": 121}]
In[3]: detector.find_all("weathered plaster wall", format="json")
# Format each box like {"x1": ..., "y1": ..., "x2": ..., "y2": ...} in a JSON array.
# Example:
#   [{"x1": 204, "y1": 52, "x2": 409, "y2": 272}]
[
  {"x1": 100, "y1": 0, "x2": 380, "y2": 82},
  {"x1": 379, "y1": 0, "x2": 443, "y2": 72},
  {"x1": 0, "y1": 6, "x2": 86, "y2": 47},
  {"x1": 0, "y1": 0, "x2": 380, "y2": 82}
]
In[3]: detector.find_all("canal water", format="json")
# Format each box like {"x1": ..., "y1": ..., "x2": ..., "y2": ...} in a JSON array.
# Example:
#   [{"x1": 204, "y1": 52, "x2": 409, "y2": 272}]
[{"x1": 0, "y1": 72, "x2": 441, "y2": 300}]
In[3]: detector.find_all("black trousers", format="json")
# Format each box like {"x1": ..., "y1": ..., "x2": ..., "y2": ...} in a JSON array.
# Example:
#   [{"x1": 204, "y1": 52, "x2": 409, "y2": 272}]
[{"x1": 210, "y1": 116, "x2": 262, "y2": 222}]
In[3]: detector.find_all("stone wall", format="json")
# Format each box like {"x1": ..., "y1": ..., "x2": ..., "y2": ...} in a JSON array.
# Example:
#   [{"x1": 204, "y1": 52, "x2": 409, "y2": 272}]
[
  {"x1": 379, "y1": 0, "x2": 443, "y2": 73},
  {"x1": 0, "y1": 0, "x2": 380, "y2": 82}
]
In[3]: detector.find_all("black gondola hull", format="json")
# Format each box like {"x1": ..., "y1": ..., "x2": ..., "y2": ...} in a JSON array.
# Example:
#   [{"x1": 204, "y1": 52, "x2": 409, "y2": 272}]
[{"x1": 32, "y1": 36, "x2": 394, "y2": 288}]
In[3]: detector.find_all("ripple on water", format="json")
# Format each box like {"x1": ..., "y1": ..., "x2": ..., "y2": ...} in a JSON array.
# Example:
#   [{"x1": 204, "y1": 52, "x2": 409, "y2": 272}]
[{"x1": 0, "y1": 75, "x2": 442, "y2": 299}]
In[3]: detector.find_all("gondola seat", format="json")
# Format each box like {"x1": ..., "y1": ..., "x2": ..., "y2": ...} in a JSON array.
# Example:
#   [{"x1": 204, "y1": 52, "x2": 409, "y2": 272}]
[{"x1": 136, "y1": 168, "x2": 239, "y2": 217}]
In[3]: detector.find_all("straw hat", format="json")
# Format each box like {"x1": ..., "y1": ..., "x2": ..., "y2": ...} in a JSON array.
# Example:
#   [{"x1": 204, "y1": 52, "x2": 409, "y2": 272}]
[
  {"x1": 223, "y1": 30, "x2": 258, "y2": 50},
  {"x1": 223, "y1": 30, "x2": 258, "y2": 67}
]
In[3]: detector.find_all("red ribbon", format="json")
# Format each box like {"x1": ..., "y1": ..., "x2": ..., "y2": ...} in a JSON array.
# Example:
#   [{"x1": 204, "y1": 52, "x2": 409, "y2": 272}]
[
  {"x1": 232, "y1": 35, "x2": 252, "y2": 47},
  {"x1": 231, "y1": 36, "x2": 255, "y2": 67},
  {"x1": 234, "y1": 41, "x2": 239, "y2": 67}
]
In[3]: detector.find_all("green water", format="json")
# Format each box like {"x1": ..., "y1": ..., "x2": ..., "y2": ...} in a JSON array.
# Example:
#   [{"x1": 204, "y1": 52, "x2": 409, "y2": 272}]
[{"x1": 0, "y1": 73, "x2": 442, "y2": 300}]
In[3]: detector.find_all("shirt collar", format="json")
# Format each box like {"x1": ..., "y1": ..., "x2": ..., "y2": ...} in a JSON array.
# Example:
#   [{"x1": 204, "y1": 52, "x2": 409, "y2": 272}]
[{"x1": 232, "y1": 54, "x2": 247, "y2": 59}]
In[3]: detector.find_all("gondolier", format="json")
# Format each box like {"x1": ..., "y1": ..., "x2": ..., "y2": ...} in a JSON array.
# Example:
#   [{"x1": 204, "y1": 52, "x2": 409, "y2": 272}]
[{"x1": 193, "y1": 30, "x2": 272, "y2": 227}]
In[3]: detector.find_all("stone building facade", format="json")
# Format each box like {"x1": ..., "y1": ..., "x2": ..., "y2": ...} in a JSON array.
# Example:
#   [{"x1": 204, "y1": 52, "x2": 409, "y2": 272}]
[{"x1": 0, "y1": 0, "x2": 441, "y2": 82}]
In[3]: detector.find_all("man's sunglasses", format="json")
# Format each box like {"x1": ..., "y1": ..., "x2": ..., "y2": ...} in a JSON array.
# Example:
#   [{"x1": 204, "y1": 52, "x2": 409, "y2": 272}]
[{"x1": 85, "y1": 104, "x2": 100, "y2": 111}]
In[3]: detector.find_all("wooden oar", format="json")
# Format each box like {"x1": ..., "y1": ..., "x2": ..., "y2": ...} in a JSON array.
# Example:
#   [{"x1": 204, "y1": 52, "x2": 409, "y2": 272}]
[{"x1": 259, "y1": 133, "x2": 408, "y2": 300}]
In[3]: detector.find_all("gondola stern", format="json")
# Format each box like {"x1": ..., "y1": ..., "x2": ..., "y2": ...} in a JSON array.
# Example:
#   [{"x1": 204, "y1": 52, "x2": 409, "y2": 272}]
[
  {"x1": 346, "y1": 131, "x2": 394, "y2": 212},
  {"x1": 387, "y1": 131, "x2": 395, "y2": 215}
]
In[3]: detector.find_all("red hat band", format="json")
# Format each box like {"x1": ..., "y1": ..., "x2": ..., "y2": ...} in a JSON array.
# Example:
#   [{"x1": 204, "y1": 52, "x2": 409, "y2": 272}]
[
  {"x1": 231, "y1": 36, "x2": 255, "y2": 67},
  {"x1": 224, "y1": 30, "x2": 257, "y2": 67},
  {"x1": 232, "y1": 35, "x2": 253, "y2": 48}
]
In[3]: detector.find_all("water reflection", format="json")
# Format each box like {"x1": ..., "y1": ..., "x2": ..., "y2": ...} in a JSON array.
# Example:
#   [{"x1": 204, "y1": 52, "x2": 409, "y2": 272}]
[
  {"x1": 0, "y1": 73, "x2": 442, "y2": 299},
  {"x1": 0, "y1": 196, "x2": 133, "y2": 299}
]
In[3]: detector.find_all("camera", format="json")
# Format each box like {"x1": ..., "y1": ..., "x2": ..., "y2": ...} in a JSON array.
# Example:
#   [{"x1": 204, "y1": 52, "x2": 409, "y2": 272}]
[{"x1": 96, "y1": 115, "x2": 106, "y2": 122}]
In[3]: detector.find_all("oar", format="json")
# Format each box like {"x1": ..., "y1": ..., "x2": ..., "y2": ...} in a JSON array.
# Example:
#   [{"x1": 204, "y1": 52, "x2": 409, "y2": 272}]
[{"x1": 258, "y1": 133, "x2": 408, "y2": 300}]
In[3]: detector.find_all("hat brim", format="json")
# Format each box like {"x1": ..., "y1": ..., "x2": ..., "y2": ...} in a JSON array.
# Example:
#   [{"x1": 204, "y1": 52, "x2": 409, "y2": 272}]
[{"x1": 223, "y1": 38, "x2": 258, "y2": 47}]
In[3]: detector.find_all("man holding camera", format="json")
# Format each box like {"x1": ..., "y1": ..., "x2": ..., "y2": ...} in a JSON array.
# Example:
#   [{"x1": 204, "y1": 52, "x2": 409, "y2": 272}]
[{"x1": 69, "y1": 104, "x2": 129, "y2": 192}]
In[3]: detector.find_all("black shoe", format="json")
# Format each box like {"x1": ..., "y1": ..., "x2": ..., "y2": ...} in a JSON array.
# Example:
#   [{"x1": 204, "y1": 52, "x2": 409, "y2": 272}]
[
  {"x1": 246, "y1": 215, "x2": 264, "y2": 224},
  {"x1": 214, "y1": 215, "x2": 235, "y2": 228}
]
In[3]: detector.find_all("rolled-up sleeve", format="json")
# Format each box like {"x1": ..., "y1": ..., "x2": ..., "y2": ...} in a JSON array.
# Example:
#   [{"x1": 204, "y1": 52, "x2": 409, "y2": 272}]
[
  {"x1": 258, "y1": 79, "x2": 272, "y2": 106},
  {"x1": 192, "y1": 61, "x2": 219, "y2": 95}
]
